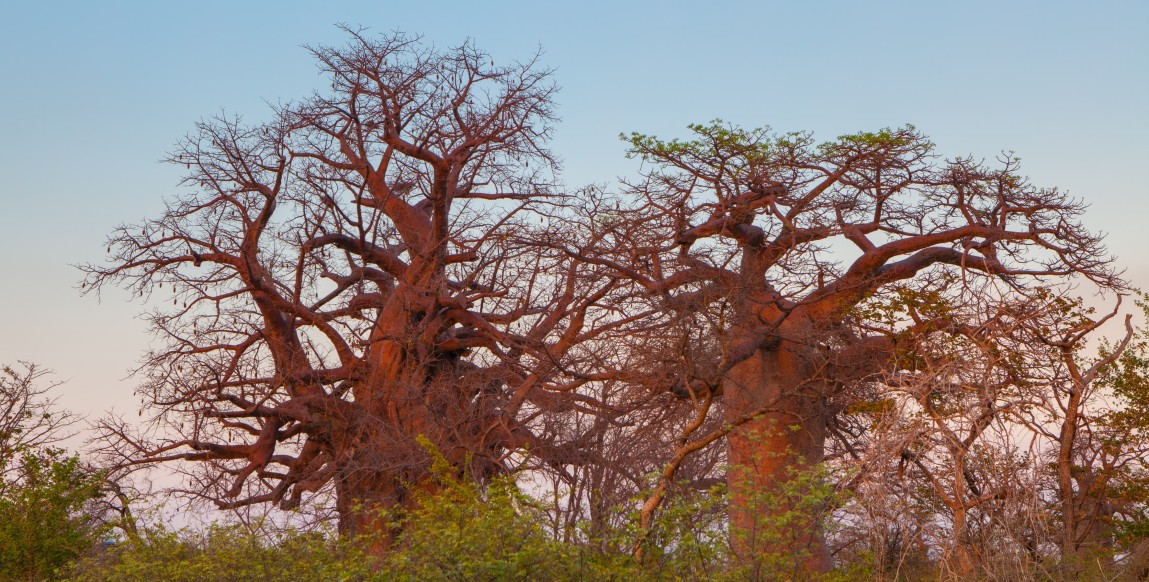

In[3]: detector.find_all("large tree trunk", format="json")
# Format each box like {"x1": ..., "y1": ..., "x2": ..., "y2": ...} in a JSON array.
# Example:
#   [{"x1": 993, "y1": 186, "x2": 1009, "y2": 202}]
[
  {"x1": 329, "y1": 393, "x2": 481, "y2": 552},
  {"x1": 335, "y1": 471, "x2": 407, "y2": 554},
  {"x1": 723, "y1": 341, "x2": 832, "y2": 574},
  {"x1": 329, "y1": 295, "x2": 497, "y2": 550}
]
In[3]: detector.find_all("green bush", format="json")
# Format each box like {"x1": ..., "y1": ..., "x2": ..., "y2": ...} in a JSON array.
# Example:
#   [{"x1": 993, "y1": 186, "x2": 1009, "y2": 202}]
[
  {"x1": 68, "y1": 523, "x2": 370, "y2": 582},
  {"x1": 0, "y1": 448, "x2": 106, "y2": 581},
  {"x1": 378, "y1": 470, "x2": 573, "y2": 580},
  {"x1": 375, "y1": 437, "x2": 626, "y2": 581},
  {"x1": 67, "y1": 442, "x2": 878, "y2": 581}
]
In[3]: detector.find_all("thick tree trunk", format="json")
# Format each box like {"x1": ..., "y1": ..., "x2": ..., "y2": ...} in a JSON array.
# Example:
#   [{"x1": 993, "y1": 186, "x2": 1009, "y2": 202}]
[
  {"x1": 723, "y1": 342, "x2": 832, "y2": 574},
  {"x1": 335, "y1": 471, "x2": 408, "y2": 553},
  {"x1": 329, "y1": 296, "x2": 494, "y2": 553},
  {"x1": 328, "y1": 403, "x2": 466, "y2": 555}
]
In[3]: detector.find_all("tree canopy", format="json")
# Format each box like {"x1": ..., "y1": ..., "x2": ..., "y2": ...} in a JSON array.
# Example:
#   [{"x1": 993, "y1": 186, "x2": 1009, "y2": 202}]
[{"x1": 76, "y1": 29, "x2": 1146, "y2": 579}]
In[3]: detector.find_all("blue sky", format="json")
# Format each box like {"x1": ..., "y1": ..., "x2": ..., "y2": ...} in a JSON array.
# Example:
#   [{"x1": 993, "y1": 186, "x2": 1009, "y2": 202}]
[{"x1": 1, "y1": 0, "x2": 1146, "y2": 418}]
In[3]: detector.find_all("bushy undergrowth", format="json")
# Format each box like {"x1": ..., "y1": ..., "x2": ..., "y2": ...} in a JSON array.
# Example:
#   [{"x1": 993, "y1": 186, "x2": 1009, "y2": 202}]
[
  {"x1": 39, "y1": 439, "x2": 1149, "y2": 581},
  {"x1": 64, "y1": 462, "x2": 872, "y2": 582},
  {"x1": 0, "y1": 449, "x2": 106, "y2": 581},
  {"x1": 67, "y1": 524, "x2": 369, "y2": 582},
  {"x1": 49, "y1": 471, "x2": 1148, "y2": 582}
]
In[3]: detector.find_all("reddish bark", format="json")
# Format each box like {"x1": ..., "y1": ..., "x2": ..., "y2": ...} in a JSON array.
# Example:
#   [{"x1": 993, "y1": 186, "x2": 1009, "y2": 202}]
[
  {"x1": 80, "y1": 34, "x2": 1125, "y2": 570},
  {"x1": 579, "y1": 122, "x2": 1121, "y2": 572},
  {"x1": 1016, "y1": 298, "x2": 1136, "y2": 579},
  {"x1": 84, "y1": 29, "x2": 621, "y2": 538}
]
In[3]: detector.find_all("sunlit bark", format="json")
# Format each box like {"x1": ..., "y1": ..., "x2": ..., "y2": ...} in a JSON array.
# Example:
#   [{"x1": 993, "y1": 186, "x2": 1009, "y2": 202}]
[{"x1": 83, "y1": 29, "x2": 622, "y2": 538}]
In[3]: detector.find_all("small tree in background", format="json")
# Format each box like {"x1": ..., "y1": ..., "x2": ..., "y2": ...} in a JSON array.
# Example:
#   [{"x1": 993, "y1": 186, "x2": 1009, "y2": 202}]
[
  {"x1": 1021, "y1": 293, "x2": 1149, "y2": 579},
  {"x1": 0, "y1": 363, "x2": 106, "y2": 581},
  {"x1": 1, "y1": 363, "x2": 78, "y2": 466}
]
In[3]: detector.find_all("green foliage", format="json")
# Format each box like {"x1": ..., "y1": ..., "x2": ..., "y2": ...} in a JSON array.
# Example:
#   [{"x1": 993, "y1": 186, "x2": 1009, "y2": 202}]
[
  {"x1": 62, "y1": 433, "x2": 880, "y2": 581},
  {"x1": 1096, "y1": 292, "x2": 1149, "y2": 547},
  {"x1": 378, "y1": 446, "x2": 575, "y2": 581},
  {"x1": 0, "y1": 448, "x2": 106, "y2": 581},
  {"x1": 625, "y1": 121, "x2": 776, "y2": 162},
  {"x1": 0, "y1": 363, "x2": 107, "y2": 581},
  {"x1": 65, "y1": 462, "x2": 869, "y2": 581},
  {"x1": 623, "y1": 121, "x2": 930, "y2": 193},
  {"x1": 625, "y1": 484, "x2": 730, "y2": 580},
  {"x1": 67, "y1": 523, "x2": 370, "y2": 582},
  {"x1": 731, "y1": 459, "x2": 850, "y2": 580}
]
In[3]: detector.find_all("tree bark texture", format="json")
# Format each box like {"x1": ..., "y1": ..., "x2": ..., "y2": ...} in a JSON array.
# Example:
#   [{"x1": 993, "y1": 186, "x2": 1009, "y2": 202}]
[{"x1": 724, "y1": 341, "x2": 832, "y2": 572}]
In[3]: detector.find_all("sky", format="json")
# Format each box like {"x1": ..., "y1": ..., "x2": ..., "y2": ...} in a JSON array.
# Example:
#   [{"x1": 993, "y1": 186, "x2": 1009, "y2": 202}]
[{"x1": 0, "y1": 0, "x2": 1146, "y2": 427}]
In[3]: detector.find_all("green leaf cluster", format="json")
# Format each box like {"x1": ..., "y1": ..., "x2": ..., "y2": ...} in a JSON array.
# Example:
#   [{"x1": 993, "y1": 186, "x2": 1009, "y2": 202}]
[{"x1": 0, "y1": 448, "x2": 106, "y2": 581}]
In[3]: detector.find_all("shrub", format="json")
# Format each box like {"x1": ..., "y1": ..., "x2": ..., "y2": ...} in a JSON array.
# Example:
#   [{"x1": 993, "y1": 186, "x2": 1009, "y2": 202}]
[
  {"x1": 0, "y1": 448, "x2": 106, "y2": 581},
  {"x1": 68, "y1": 523, "x2": 369, "y2": 582}
]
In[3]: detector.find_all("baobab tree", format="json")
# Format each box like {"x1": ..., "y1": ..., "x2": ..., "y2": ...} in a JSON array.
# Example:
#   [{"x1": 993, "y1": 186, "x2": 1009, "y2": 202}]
[
  {"x1": 567, "y1": 122, "x2": 1122, "y2": 569},
  {"x1": 84, "y1": 30, "x2": 626, "y2": 537},
  {"x1": 82, "y1": 26, "x2": 1131, "y2": 571}
]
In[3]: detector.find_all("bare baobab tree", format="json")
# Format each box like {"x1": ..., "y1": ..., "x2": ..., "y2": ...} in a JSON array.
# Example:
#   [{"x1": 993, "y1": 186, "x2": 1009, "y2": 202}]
[
  {"x1": 83, "y1": 29, "x2": 626, "y2": 538},
  {"x1": 564, "y1": 122, "x2": 1123, "y2": 570}
]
